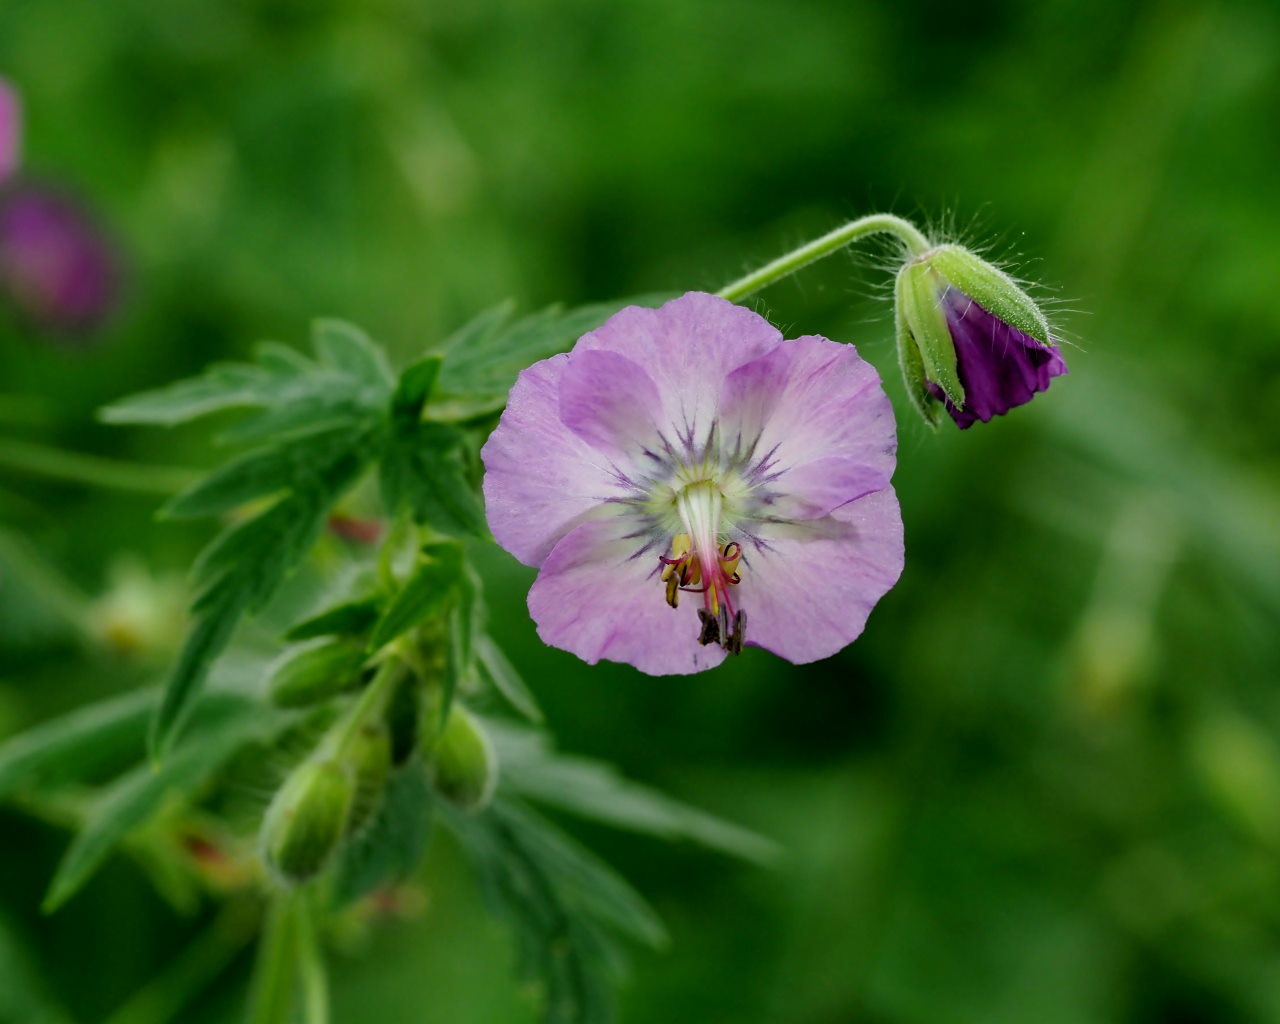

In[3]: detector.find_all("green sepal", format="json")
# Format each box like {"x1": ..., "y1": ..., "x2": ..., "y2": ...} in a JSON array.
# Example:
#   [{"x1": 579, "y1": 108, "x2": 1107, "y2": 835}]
[
  {"x1": 895, "y1": 260, "x2": 964, "y2": 408},
  {"x1": 926, "y1": 244, "x2": 1052, "y2": 345},
  {"x1": 893, "y1": 294, "x2": 943, "y2": 430}
]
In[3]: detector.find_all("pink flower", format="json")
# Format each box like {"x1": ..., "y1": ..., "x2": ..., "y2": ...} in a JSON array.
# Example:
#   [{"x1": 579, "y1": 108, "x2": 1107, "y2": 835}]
[{"x1": 482, "y1": 292, "x2": 904, "y2": 675}]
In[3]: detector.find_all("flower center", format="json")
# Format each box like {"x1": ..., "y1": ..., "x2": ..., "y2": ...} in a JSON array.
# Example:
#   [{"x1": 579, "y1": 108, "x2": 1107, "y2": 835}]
[{"x1": 658, "y1": 480, "x2": 747, "y2": 654}]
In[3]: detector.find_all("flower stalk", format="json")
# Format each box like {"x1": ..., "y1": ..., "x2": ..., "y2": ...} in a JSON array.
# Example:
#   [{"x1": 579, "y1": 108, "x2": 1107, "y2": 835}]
[{"x1": 716, "y1": 213, "x2": 931, "y2": 302}]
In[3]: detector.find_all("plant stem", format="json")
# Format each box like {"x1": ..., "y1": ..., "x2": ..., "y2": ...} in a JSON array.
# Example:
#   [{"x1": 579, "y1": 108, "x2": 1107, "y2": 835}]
[
  {"x1": 325, "y1": 657, "x2": 406, "y2": 758},
  {"x1": 716, "y1": 213, "x2": 932, "y2": 303},
  {"x1": 246, "y1": 896, "x2": 299, "y2": 1024},
  {"x1": 295, "y1": 893, "x2": 331, "y2": 1024},
  {"x1": 0, "y1": 437, "x2": 197, "y2": 494}
]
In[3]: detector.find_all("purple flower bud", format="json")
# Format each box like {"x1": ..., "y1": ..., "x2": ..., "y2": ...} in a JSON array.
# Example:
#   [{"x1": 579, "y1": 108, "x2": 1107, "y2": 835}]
[
  {"x1": 925, "y1": 287, "x2": 1069, "y2": 429},
  {"x1": 895, "y1": 243, "x2": 1067, "y2": 430},
  {"x1": 0, "y1": 184, "x2": 123, "y2": 337}
]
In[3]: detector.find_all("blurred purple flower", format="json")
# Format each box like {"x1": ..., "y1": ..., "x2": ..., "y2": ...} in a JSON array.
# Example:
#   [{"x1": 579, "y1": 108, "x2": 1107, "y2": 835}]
[
  {"x1": 482, "y1": 292, "x2": 904, "y2": 675},
  {"x1": 0, "y1": 77, "x2": 123, "y2": 337},
  {"x1": 0, "y1": 183, "x2": 123, "y2": 337},
  {"x1": 926, "y1": 288, "x2": 1068, "y2": 429}
]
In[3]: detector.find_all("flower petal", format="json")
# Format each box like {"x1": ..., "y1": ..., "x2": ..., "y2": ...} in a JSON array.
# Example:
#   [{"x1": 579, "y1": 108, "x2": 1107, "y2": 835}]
[
  {"x1": 735, "y1": 487, "x2": 903, "y2": 664},
  {"x1": 719, "y1": 336, "x2": 896, "y2": 516},
  {"x1": 528, "y1": 517, "x2": 728, "y2": 676},
  {"x1": 482, "y1": 354, "x2": 633, "y2": 568},
  {"x1": 557, "y1": 348, "x2": 662, "y2": 460},
  {"x1": 933, "y1": 289, "x2": 1068, "y2": 428},
  {"x1": 577, "y1": 292, "x2": 782, "y2": 454}
]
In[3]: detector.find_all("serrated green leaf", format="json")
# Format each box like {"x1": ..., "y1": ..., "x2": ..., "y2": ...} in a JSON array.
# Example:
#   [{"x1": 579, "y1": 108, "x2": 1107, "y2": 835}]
[
  {"x1": 99, "y1": 362, "x2": 284, "y2": 427},
  {"x1": 285, "y1": 597, "x2": 382, "y2": 642},
  {"x1": 475, "y1": 636, "x2": 544, "y2": 724},
  {"x1": 162, "y1": 424, "x2": 361, "y2": 520},
  {"x1": 153, "y1": 436, "x2": 374, "y2": 757},
  {"x1": 437, "y1": 295, "x2": 671, "y2": 400},
  {"x1": 489, "y1": 723, "x2": 778, "y2": 865},
  {"x1": 444, "y1": 797, "x2": 665, "y2": 1024},
  {"x1": 392, "y1": 355, "x2": 444, "y2": 428},
  {"x1": 369, "y1": 543, "x2": 462, "y2": 651},
  {"x1": 331, "y1": 760, "x2": 434, "y2": 907},
  {"x1": 46, "y1": 695, "x2": 288, "y2": 911},
  {"x1": 379, "y1": 422, "x2": 486, "y2": 536},
  {"x1": 102, "y1": 335, "x2": 387, "y2": 439},
  {"x1": 312, "y1": 319, "x2": 394, "y2": 391},
  {"x1": 0, "y1": 689, "x2": 155, "y2": 800}
]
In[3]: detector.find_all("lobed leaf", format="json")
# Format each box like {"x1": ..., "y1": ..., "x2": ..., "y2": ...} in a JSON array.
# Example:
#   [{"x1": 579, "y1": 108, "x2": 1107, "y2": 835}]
[
  {"x1": 0, "y1": 689, "x2": 155, "y2": 800},
  {"x1": 45, "y1": 695, "x2": 290, "y2": 911},
  {"x1": 379, "y1": 421, "x2": 487, "y2": 537},
  {"x1": 368, "y1": 542, "x2": 463, "y2": 651},
  {"x1": 489, "y1": 723, "x2": 778, "y2": 865},
  {"x1": 444, "y1": 798, "x2": 666, "y2": 1024},
  {"x1": 311, "y1": 319, "x2": 394, "y2": 391},
  {"x1": 152, "y1": 434, "x2": 375, "y2": 757}
]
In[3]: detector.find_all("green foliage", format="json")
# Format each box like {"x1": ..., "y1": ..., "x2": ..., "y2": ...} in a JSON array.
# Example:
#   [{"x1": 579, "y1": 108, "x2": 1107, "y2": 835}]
[
  {"x1": 44, "y1": 694, "x2": 291, "y2": 911},
  {"x1": 444, "y1": 798, "x2": 667, "y2": 1024},
  {"x1": 490, "y1": 723, "x2": 778, "y2": 865},
  {"x1": 435, "y1": 296, "x2": 670, "y2": 411},
  {"x1": 331, "y1": 760, "x2": 435, "y2": 907},
  {"x1": 284, "y1": 597, "x2": 383, "y2": 643},
  {"x1": 369, "y1": 542, "x2": 464, "y2": 651},
  {"x1": 0, "y1": 689, "x2": 154, "y2": 799}
]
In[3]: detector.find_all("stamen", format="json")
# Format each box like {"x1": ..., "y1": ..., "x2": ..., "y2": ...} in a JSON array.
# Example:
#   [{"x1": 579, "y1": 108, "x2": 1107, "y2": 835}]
[
  {"x1": 697, "y1": 609, "x2": 720, "y2": 646},
  {"x1": 656, "y1": 484, "x2": 749, "y2": 655}
]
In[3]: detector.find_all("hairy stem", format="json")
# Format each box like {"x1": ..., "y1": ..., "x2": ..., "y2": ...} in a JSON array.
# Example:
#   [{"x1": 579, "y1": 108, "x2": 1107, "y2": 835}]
[{"x1": 716, "y1": 213, "x2": 932, "y2": 303}]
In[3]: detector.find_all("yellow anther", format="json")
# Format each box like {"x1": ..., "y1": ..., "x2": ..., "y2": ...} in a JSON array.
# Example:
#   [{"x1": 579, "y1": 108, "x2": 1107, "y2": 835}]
[
  {"x1": 718, "y1": 541, "x2": 742, "y2": 583},
  {"x1": 661, "y1": 533, "x2": 693, "y2": 583}
]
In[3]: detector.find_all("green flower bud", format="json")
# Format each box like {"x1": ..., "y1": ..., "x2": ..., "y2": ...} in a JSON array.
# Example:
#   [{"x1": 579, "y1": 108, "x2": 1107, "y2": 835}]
[
  {"x1": 345, "y1": 721, "x2": 392, "y2": 836},
  {"x1": 261, "y1": 758, "x2": 355, "y2": 884},
  {"x1": 268, "y1": 638, "x2": 367, "y2": 708},
  {"x1": 427, "y1": 705, "x2": 497, "y2": 812}
]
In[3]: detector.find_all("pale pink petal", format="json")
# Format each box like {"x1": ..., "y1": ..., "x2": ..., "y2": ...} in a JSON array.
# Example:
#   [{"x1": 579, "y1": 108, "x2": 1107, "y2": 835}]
[
  {"x1": 481, "y1": 355, "x2": 634, "y2": 568},
  {"x1": 759, "y1": 456, "x2": 891, "y2": 521},
  {"x1": 719, "y1": 337, "x2": 896, "y2": 507},
  {"x1": 557, "y1": 348, "x2": 662, "y2": 460},
  {"x1": 528, "y1": 518, "x2": 728, "y2": 676},
  {"x1": 576, "y1": 292, "x2": 781, "y2": 452},
  {"x1": 735, "y1": 488, "x2": 904, "y2": 664}
]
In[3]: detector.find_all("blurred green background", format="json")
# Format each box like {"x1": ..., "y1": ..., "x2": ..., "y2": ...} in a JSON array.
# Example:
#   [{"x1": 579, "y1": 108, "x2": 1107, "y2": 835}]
[{"x1": 3, "y1": 0, "x2": 1280, "y2": 1021}]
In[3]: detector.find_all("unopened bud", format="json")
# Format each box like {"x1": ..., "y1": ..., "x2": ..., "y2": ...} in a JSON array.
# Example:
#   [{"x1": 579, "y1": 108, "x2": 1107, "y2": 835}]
[
  {"x1": 261, "y1": 758, "x2": 354, "y2": 884},
  {"x1": 895, "y1": 243, "x2": 1066, "y2": 429},
  {"x1": 427, "y1": 705, "x2": 497, "y2": 812},
  {"x1": 269, "y1": 639, "x2": 367, "y2": 708}
]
